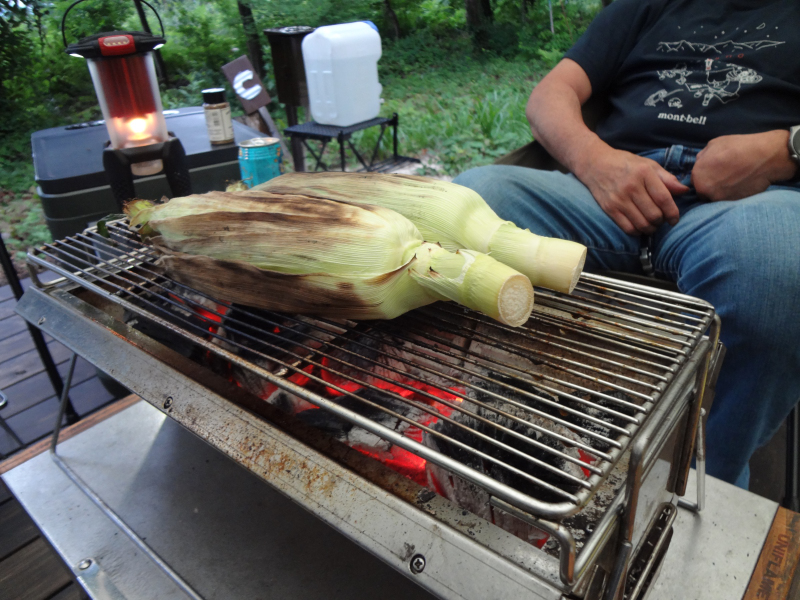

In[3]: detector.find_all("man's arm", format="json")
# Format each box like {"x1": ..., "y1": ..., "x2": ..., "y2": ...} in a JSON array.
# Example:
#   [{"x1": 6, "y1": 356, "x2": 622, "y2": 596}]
[
  {"x1": 527, "y1": 59, "x2": 688, "y2": 236},
  {"x1": 692, "y1": 131, "x2": 797, "y2": 201}
]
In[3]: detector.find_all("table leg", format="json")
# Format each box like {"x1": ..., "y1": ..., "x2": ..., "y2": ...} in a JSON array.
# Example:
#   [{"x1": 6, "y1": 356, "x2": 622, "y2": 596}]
[{"x1": 338, "y1": 132, "x2": 346, "y2": 172}]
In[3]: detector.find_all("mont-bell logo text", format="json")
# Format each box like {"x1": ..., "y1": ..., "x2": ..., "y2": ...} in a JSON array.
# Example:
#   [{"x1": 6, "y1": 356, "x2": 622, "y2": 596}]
[{"x1": 658, "y1": 112, "x2": 707, "y2": 125}]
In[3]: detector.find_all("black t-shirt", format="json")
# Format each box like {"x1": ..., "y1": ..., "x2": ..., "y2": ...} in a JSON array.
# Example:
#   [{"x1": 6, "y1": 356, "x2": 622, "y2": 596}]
[{"x1": 564, "y1": 0, "x2": 800, "y2": 153}]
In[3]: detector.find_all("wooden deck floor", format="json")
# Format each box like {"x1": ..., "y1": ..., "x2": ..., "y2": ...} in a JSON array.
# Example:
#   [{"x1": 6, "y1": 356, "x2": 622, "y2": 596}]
[{"x1": 0, "y1": 278, "x2": 123, "y2": 458}]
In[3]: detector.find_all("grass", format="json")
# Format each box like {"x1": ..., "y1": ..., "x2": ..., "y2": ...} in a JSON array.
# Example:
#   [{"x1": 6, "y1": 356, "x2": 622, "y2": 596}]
[
  {"x1": 356, "y1": 56, "x2": 545, "y2": 176},
  {"x1": 0, "y1": 54, "x2": 546, "y2": 273}
]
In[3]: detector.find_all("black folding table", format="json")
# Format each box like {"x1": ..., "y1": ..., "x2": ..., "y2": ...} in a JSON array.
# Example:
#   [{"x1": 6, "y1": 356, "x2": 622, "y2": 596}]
[{"x1": 284, "y1": 113, "x2": 420, "y2": 172}]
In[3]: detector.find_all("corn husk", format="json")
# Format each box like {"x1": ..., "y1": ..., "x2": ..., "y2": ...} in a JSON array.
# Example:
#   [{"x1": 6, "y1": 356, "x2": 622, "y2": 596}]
[
  {"x1": 126, "y1": 192, "x2": 533, "y2": 326},
  {"x1": 256, "y1": 172, "x2": 587, "y2": 294}
]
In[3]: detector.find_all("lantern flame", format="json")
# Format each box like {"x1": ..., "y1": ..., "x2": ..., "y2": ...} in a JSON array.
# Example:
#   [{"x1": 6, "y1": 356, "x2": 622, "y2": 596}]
[
  {"x1": 113, "y1": 113, "x2": 162, "y2": 145},
  {"x1": 129, "y1": 117, "x2": 148, "y2": 135}
]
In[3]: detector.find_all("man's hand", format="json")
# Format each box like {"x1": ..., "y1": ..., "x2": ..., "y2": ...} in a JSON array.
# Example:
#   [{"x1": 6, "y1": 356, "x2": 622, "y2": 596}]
[
  {"x1": 526, "y1": 60, "x2": 689, "y2": 236},
  {"x1": 574, "y1": 145, "x2": 689, "y2": 236},
  {"x1": 692, "y1": 131, "x2": 798, "y2": 202}
]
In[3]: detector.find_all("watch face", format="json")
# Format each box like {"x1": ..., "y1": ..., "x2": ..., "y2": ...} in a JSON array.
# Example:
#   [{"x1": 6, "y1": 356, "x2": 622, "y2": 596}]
[{"x1": 791, "y1": 126, "x2": 800, "y2": 159}]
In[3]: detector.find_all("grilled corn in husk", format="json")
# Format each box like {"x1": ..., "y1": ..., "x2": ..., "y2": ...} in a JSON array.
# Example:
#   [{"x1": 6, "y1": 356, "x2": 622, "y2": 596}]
[
  {"x1": 125, "y1": 192, "x2": 533, "y2": 326},
  {"x1": 256, "y1": 172, "x2": 587, "y2": 294}
]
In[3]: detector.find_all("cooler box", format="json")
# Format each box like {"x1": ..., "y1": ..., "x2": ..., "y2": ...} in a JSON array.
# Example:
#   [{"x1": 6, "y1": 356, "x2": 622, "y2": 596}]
[{"x1": 32, "y1": 107, "x2": 264, "y2": 240}]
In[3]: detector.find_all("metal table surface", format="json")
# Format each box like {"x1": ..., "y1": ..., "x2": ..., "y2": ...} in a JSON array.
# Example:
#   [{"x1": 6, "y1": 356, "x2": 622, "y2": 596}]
[{"x1": 2, "y1": 400, "x2": 777, "y2": 600}]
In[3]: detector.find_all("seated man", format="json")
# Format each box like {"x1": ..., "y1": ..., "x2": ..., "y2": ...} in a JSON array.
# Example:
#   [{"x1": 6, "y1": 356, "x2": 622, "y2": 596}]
[{"x1": 453, "y1": 0, "x2": 800, "y2": 488}]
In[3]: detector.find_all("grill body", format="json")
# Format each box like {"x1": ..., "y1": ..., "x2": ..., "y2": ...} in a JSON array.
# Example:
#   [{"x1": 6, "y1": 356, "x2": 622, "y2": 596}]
[{"x1": 17, "y1": 221, "x2": 723, "y2": 599}]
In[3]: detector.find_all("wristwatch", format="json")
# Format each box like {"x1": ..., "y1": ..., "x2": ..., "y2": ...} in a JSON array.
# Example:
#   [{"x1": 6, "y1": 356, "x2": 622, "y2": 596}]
[{"x1": 790, "y1": 125, "x2": 800, "y2": 166}]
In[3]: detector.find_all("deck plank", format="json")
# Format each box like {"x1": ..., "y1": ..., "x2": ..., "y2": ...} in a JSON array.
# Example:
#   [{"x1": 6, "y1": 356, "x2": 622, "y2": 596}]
[
  {"x1": 0, "y1": 499, "x2": 39, "y2": 562},
  {"x1": 4, "y1": 376, "x2": 117, "y2": 446},
  {"x1": 0, "y1": 357, "x2": 97, "y2": 419},
  {"x1": 0, "y1": 480, "x2": 11, "y2": 504},
  {"x1": 50, "y1": 583, "x2": 88, "y2": 600},
  {"x1": 0, "y1": 315, "x2": 29, "y2": 342},
  {"x1": 0, "y1": 537, "x2": 73, "y2": 600},
  {"x1": 0, "y1": 299, "x2": 15, "y2": 322},
  {"x1": 0, "y1": 330, "x2": 37, "y2": 364},
  {"x1": 68, "y1": 376, "x2": 117, "y2": 417},
  {"x1": 0, "y1": 342, "x2": 72, "y2": 390},
  {"x1": 0, "y1": 272, "x2": 61, "y2": 303},
  {"x1": 5, "y1": 398, "x2": 66, "y2": 446},
  {"x1": 0, "y1": 429, "x2": 20, "y2": 459},
  {"x1": 0, "y1": 325, "x2": 55, "y2": 363}
]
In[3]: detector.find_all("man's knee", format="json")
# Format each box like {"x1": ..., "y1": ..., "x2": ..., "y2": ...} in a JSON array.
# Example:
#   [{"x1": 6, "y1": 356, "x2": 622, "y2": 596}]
[
  {"x1": 452, "y1": 165, "x2": 525, "y2": 210},
  {"x1": 716, "y1": 194, "x2": 800, "y2": 280},
  {"x1": 699, "y1": 192, "x2": 800, "y2": 338}
]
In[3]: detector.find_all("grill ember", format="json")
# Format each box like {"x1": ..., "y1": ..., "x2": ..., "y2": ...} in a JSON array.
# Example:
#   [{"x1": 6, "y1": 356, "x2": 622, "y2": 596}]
[
  {"x1": 29, "y1": 221, "x2": 715, "y2": 555},
  {"x1": 196, "y1": 293, "x2": 681, "y2": 547}
]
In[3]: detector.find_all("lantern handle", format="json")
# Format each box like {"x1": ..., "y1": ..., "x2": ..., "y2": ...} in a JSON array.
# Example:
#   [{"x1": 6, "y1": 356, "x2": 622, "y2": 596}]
[{"x1": 62, "y1": 0, "x2": 165, "y2": 48}]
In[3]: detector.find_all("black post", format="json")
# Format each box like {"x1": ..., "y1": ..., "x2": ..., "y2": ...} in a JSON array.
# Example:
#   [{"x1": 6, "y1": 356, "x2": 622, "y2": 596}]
[
  {"x1": 133, "y1": 0, "x2": 168, "y2": 85},
  {"x1": 0, "y1": 236, "x2": 79, "y2": 424},
  {"x1": 392, "y1": 113, "x2": 399, "y2": 160},
  {"x1": 286, "y1": 105, "x2": 306, "y2": 172}
]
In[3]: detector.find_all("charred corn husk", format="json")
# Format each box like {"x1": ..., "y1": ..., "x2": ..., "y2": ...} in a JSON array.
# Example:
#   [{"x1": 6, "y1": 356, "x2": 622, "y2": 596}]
[
  {"x1": 256, "y1": 172, "x2": 587, "y2": 294},
  {"x1": 125, "y1": 192, "x2": 533, "y2": 326}
]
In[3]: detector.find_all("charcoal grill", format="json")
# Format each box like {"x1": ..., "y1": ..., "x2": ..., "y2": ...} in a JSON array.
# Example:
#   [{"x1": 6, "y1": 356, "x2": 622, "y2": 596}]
[{"x1": 16, "y1": 220, "x2": 724, "y2": 600}]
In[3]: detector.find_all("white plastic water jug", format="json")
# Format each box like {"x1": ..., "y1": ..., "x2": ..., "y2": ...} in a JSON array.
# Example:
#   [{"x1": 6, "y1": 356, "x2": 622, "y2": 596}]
[{"x1": 302, "y1": 21, "x2": 382, "y2": 127}]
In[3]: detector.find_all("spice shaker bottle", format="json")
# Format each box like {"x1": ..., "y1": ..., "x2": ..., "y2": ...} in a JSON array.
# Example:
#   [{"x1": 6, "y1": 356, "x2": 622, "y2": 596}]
[{"x1": 202, "y1": 88, "x2": 234, "y2": 145}]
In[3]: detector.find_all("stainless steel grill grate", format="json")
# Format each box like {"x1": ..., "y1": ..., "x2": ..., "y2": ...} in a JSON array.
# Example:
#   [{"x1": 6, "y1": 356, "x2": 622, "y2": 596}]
[{"x1": 27, "y1": 220, "x2": 715, "y2": 520}]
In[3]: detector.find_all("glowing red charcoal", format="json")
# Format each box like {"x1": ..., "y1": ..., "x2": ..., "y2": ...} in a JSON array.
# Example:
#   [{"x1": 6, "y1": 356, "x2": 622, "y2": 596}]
[{"x1": 320, "y1": 357, "x2": 363, "y2": 397}]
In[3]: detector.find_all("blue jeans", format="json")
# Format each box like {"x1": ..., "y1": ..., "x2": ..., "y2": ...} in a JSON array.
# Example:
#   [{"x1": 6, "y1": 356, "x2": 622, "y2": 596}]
[{"x1": 453, "y1": 146, "x2": 800, "y2": 488}]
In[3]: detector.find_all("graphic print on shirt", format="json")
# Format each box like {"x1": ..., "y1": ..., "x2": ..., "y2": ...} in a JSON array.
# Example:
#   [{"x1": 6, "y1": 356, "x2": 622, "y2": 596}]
[{"x1": 644, "y1": 25, "x2": 785, "y2": 120}]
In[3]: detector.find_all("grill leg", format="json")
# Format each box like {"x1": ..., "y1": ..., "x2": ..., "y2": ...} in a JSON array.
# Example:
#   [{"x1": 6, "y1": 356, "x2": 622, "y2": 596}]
[
  {"x1": 0, "y1": 389, "x2": 24, "y2": 458},
  {"x1": 785, "y1": 405, "x2": 800, "y2": 512},
  {"x1": 48, "y1": 353, "x2": 203, "y2": 600},
  {"x1": 677, "y1": 408, "x2": 706, "y2": 513},
  {"x1": 0, "y1": 234, "x2": 79, "y2": 425},
  {"x1": 49, "y1": 354, "x2": 78, "y2": 453}
]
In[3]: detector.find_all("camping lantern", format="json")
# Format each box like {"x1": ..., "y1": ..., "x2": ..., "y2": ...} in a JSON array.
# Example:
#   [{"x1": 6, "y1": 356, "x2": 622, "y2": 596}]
[
  {"x1": 62, "y1": 0, "x2": 191, "y2": 207},
  {"x1": 74, "y1": 33, "x2": 168, "y2": 176}
]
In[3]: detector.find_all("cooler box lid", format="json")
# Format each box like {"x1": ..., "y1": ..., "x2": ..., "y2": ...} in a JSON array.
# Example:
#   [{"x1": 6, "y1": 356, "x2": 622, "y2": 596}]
[{"x1": 32, "y1": 107, "x2": 263, "y2": 195}]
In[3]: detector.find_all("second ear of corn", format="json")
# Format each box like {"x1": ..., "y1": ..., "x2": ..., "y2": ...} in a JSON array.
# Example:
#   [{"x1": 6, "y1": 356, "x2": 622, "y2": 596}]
[
  {"x1": 256, "y1": 172, "x2": 587, "y2": 294},
  {"x1": 126, "y1": 191, "x2": 534, "y2": 327}
]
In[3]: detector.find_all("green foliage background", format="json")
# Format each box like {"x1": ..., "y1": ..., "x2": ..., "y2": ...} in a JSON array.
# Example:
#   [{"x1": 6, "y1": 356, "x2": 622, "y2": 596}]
[{"x1": 1, "y1": 0, "x2": 601, "y2": 259}]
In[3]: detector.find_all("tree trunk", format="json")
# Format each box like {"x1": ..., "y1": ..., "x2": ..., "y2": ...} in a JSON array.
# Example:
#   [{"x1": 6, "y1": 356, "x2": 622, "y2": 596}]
[
  {"x1": 237, "y1": 0, "x2": 264, "y2": 79},
  {"x1": 383, "y1": 0, "x2": 401, "y2": 40},
  {"x1": 465, "y1": 0, "x2": 493, "y2": 30},
  {"x1": 481, "y1": 0, "x2": 493, "y2": 21},
  {"x1": 465, "y1": 0, "x2": 494, "y2": 48},
  {"x1": 560, "y1": 0, "x2": 574, "y2": 42}
]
